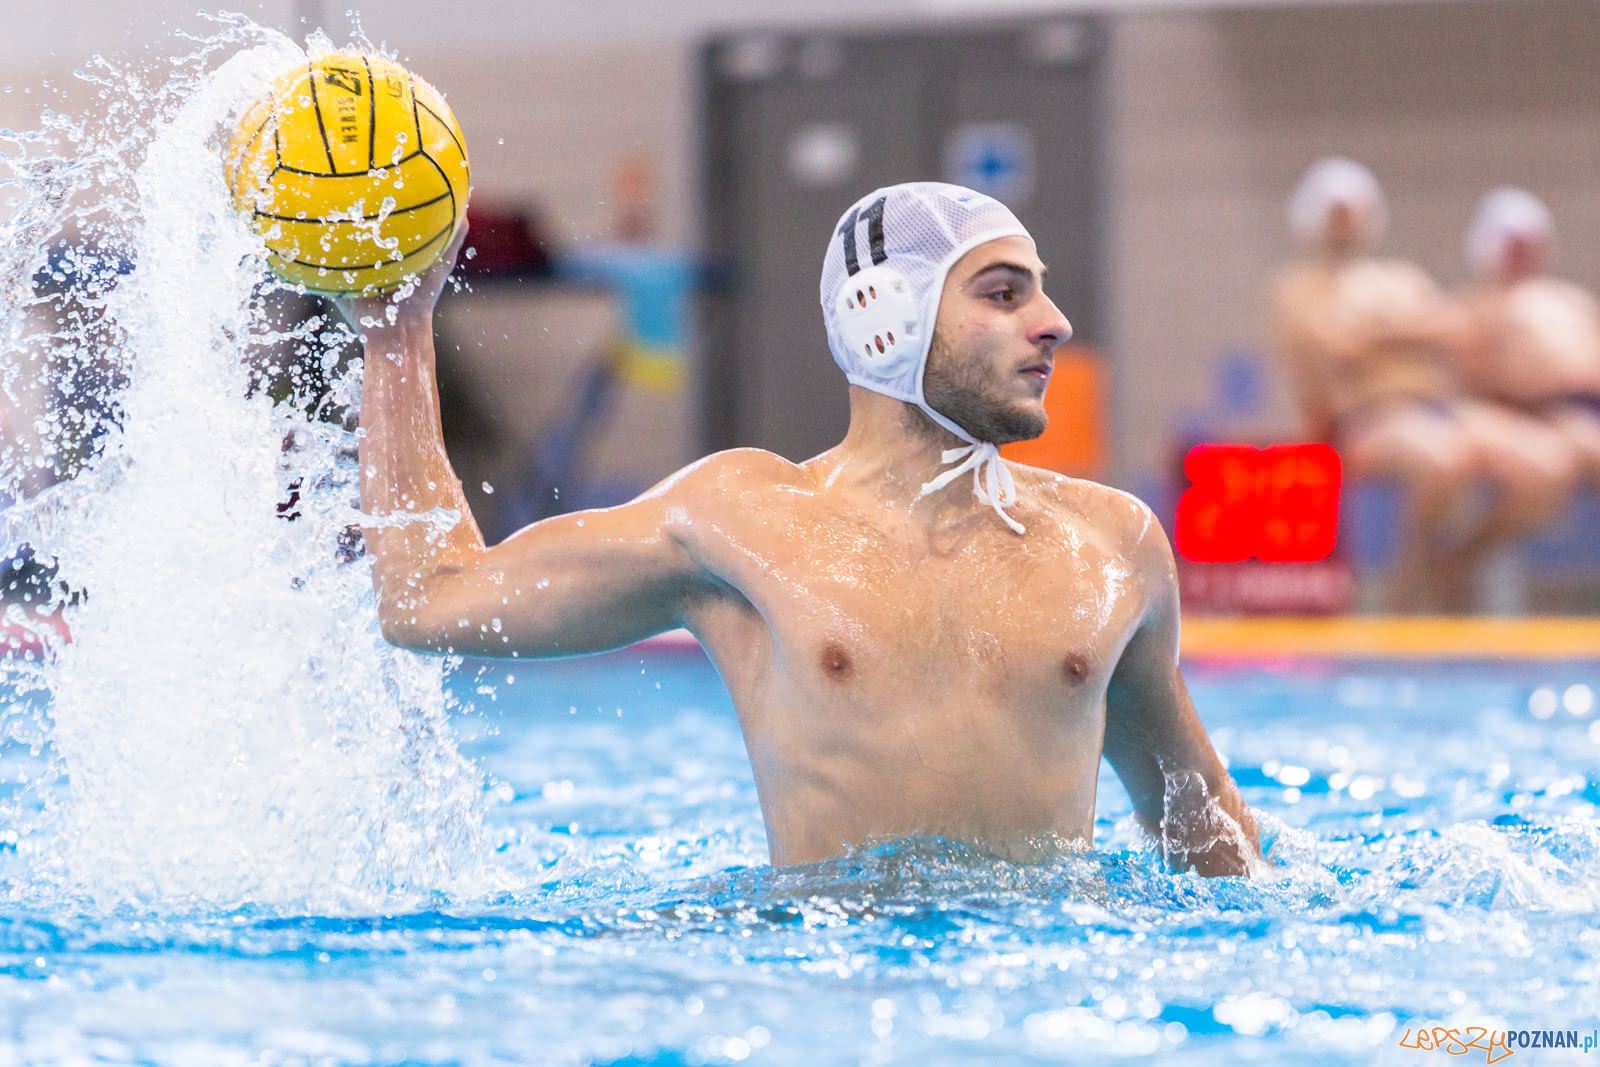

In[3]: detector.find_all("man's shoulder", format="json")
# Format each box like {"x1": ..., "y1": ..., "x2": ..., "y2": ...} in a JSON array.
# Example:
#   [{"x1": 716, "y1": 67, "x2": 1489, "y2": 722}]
[
  {"x1": 1271, "y1": 259, "x2": 1340, "y2": 300},
  {"x1": 1520, "y1": 276, "x2": 1600, "y2": 307},
  {"x1": 1269, "y1": 262, "x2": 1339, "y2": 327},
  {"x1": 649, "y1": 448, "x2": 812, "y2": 503},
  {"x1": 1361, "y1": 256, "x2": 1441, "y2": 292},
  {"x1": 1013, "y1": 467, "x2": 1165, "y2": 553}
]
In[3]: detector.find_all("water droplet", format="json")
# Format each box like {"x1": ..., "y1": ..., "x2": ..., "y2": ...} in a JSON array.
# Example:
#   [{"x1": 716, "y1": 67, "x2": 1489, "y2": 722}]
[{"x1": 1530, "y1": 687, "x2": 1558, "y2": 719}]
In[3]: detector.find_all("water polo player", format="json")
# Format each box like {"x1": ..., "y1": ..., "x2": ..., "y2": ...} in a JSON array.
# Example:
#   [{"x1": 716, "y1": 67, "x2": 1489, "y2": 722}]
[
  {"x1": 1457, "y1": 189, "x2": 1600, "y2": 491},
  {"x1": 342, "y1": 181, "x2": 1264, "y2": 877}
]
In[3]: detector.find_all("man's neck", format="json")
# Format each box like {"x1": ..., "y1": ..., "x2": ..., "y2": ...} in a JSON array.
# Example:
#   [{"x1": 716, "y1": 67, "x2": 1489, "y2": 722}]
[
  {"x1": 1314, "y1": 243, "x2": 1366, "y2": 269},
  {"x1": 813, "y1": 387, "x2": 973, "y2": 509},
  {"x1": 1494, "y1": 267, "x2": 1541, "y2": 289}
]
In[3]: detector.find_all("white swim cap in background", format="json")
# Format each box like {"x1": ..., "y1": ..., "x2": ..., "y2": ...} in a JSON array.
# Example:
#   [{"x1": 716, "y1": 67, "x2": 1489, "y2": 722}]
[
  {"x1": 819, "y1": 181, "x2": 1035, "y2": 533},
  {"x1": 1466, "y1": 187, "x2": 1553, "y2": 278},
  {"x1": 1288, "y1": 157, "x2": 1387, "y2": 248}
]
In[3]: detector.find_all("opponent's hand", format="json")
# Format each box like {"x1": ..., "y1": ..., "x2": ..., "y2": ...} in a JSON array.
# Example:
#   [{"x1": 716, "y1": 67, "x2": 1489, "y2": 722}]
[{"x1": 332, "y1": 222, "x2": 469, "y2": 333}]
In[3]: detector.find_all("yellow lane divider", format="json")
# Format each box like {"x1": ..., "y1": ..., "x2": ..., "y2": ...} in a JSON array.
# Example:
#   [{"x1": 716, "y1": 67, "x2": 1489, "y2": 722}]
[{"x1": 1180, "y1": 616, "x2": 1600, "y2": 660}]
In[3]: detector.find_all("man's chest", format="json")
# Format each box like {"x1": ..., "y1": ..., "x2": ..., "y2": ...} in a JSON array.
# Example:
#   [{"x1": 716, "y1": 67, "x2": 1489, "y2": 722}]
[
  {"x1": 737, "y1": 530, "x2": 1145, "y2": 698},
  {"x1": 1499, "y1": 286, "x2": 1600, "y2": 374}
]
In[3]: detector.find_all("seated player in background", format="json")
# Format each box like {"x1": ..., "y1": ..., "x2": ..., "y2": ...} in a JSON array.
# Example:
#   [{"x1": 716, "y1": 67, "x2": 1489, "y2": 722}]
[
  {"x1": 1268, "y1": 158, "x2": 1575, "y2": 612},
  {"x1": 1456, "y1": 189, "x2": 1600, "y2": 490},
  {"x1": 343, "y1": 182, "x2": 1265, "y2": 877}
]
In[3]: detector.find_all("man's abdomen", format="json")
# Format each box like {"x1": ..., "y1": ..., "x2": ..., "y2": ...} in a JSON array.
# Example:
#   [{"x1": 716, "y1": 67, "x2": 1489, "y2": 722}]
[{"x1": 737, "y1": 678, "x2": 1105, "y2": 867}]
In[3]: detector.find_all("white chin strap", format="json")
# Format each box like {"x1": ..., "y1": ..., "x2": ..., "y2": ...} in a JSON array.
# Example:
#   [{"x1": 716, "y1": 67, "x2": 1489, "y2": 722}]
[{"x1": 918, "y1": 440, "x2": 1024, "y2": 535}]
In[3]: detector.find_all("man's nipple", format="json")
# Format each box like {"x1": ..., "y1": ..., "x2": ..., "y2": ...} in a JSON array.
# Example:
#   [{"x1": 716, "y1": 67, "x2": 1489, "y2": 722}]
[
  {"x1": 820, "y1": 642, "x2": 854, "y2": 682},
  {"x1": 1062, "y1": 653, "x2": 1090, "y2": 685}
]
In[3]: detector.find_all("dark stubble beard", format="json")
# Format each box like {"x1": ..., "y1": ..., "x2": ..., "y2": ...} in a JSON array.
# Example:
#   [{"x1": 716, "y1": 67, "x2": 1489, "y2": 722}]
[{"x1": 913, "y1": 330, "x2": 1047, "y2": 445}]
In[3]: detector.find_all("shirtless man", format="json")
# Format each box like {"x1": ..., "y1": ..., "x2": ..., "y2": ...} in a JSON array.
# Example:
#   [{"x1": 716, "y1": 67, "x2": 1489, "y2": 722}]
[
  {"x1": 342, "y1": 182, "x2": 1263, "y2": 877},
  {"x1": 1457, "y1": 188, "x2": 1600, "y2": 486},
  {"x1": 1269, "y1": 158, "x2": 1574, "y2": 611}
]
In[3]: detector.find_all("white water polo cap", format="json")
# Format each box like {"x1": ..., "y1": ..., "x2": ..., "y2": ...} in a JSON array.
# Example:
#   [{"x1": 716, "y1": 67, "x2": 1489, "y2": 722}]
[
  {"x1": 820, "y1": 182, "x2": 1035, "y2": 533},
  {"x1": 1466, "y1": 188, "x2": 1553, "y2": 279},
  {"x1": 1289, "y1": 157, "x2": 1387, "y2": 248}
]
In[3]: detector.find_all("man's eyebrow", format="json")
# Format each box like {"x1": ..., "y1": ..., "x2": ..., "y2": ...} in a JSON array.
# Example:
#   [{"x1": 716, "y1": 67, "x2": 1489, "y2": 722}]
[{"x1": 966, "y1": 261, "x2": 1046, "y2": 283}]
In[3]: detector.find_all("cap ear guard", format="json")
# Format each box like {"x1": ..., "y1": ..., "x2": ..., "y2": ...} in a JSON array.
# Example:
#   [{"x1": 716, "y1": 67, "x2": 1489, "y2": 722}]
[{"x1": 832, "y1": 264, "x2": 922, "y2": 377}]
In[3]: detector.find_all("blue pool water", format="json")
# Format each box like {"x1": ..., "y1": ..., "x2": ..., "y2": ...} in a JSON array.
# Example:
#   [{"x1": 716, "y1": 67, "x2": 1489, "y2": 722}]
[{"x1": 3, "y1": 649, "x2": 1598, "y2": 1065}]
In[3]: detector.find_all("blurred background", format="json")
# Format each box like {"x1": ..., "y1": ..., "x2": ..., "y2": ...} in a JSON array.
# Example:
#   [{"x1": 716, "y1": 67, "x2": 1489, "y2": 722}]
[{"x1": 3, "y1": 0, "x2": 1598, "y2": 617}]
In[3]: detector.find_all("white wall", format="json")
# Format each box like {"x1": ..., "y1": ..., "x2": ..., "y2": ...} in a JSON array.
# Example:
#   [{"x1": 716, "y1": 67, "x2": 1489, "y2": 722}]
[{"x1": 2, "y1": 0, "x2": 1480, "y2": 65}]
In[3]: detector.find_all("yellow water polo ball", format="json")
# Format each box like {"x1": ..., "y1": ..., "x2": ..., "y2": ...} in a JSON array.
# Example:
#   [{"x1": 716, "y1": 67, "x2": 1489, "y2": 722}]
[{"x1": 224, "y1": 52, "x2": 469, "y2": 295}]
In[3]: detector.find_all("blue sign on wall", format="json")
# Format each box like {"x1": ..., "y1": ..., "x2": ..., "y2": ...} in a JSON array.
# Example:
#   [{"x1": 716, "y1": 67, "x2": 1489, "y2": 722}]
[{"x1": 944, "y1": 123, "x2": 1036, "y2": 206}]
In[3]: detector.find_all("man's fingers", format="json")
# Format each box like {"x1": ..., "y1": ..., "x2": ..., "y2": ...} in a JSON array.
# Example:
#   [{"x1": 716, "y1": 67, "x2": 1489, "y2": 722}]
[
  {"x1": 324, "y1": 220, "x2": 467, "y2": 331},
  {"x1": 398, "y1": 220, "x2": 470, "y2": 312},
  {"x1": 420, "y1": 222, "x2": 469, "y2": 285},
  {"x1": 442, "y1": 220, "x2": 469, "y2": 264}
]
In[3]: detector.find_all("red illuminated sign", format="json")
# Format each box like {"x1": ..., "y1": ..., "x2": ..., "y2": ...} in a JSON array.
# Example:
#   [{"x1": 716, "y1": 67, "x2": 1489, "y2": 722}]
[{"x1": 1176, "y1": 444, "x2": 1342, "y2": 563}]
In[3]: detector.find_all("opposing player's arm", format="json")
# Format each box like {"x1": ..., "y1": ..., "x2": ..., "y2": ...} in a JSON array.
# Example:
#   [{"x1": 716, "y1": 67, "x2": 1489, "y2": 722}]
[
  {"x1": 1391, "y1": 264, "x2": 1472, "y2": 353},
  {"x1": 1102, "y1": 500, "x2": 1264, "y2": 877},
  {"x1": 341, "y1": 230, "x2": 721, "y2": 657},
  {"x1": 1446, "y1": 289, "x2": 1497, "y2": 388}
]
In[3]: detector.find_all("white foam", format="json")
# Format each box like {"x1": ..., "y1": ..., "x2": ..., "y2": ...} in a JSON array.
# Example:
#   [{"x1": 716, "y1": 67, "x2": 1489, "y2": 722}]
[{"x1": 0, "y1": 23, "x2": 494, "y2": 913}]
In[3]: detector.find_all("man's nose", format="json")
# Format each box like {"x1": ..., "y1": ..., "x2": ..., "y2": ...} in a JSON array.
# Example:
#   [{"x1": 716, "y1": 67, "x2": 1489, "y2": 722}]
[{"x1": 1030, "y1": 297, "x2": 1072, "y2": 347}]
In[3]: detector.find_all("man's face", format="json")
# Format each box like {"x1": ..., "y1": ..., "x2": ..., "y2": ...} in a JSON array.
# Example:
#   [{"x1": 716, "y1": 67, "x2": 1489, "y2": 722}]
[
  {"x1": 1321, "y1": 201, "x2": 1375, "y2": 255},
  {"x1": 922, "y1": 236, "x2": 1072, "y2": 445},
  {"x1": 1497, "y1": 233, "x2": 1549, "y2": 284}
]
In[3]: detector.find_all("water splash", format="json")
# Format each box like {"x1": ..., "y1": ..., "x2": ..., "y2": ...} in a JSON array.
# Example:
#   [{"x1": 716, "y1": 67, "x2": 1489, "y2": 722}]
[
  {"x1": 1155, "y1": 767, "x2": 1273, "y2": 879},
  {"x1": 0, "y1": 18, "x2": 492, "y2": 913}
]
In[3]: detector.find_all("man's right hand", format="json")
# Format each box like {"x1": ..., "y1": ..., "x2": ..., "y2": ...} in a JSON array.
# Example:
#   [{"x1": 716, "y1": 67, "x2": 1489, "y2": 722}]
[{"x1": 332, "y1": 222, "x2": 469, "y2": 335}]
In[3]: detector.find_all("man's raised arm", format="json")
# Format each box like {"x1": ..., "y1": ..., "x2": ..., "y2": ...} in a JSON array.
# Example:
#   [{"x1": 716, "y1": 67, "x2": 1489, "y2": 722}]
[
  {"x1": 338, "y1": 229, "x2": 708, "y2": 658},
  {"x1": 1102, "y1": 506, "x2": 1265, "y2": 878}
]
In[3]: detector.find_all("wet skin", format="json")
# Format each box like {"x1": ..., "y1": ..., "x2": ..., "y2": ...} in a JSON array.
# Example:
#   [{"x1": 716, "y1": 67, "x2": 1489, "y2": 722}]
[{"x1": 342, "y1": 231, "x2": 1262, "y2": 876}]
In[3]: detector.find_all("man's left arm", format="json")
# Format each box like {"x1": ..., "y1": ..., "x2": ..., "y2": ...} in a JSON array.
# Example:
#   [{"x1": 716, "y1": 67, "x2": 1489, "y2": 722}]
[{"x1": 1101, "y1": 508, "x2": 1265, "y2": 877}]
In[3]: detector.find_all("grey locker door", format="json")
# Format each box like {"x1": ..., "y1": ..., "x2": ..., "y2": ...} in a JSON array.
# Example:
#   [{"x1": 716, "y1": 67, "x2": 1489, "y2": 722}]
[
  {"x1": 703, "y1": 37, "x2": 935, "y2": 461},
  {"x1": 702, "y1": 21, "x2": 1104, "y2": 462},
  {"x1": 937, "y1": 27, "x2": 1106, "y2": 351}
]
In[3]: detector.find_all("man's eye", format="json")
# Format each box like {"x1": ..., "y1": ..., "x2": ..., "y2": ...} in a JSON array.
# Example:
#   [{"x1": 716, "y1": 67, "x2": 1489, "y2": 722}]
[{"x1": 990, "y1": 288, "x2": 1016, "y2": 303}]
